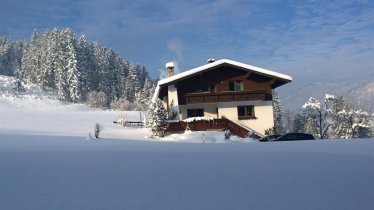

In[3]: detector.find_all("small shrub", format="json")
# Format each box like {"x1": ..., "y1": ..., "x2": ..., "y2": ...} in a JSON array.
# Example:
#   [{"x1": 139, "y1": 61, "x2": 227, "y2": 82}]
[
  {"x1": 94, "y1": 123, "x2": 103, "y2": 138},
  {"x1": 247, "y1": 130, "x2": 254, "y2": 138},
  {"x1": 224, "y1": 130, "x2": 231, "y2": 141},
  {"x1": 264, "y1": 127, "x2": 275, "y2": 135}
]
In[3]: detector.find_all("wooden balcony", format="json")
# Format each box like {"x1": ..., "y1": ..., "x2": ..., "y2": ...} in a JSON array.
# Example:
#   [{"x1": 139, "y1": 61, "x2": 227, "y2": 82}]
[{"x1": 185, "y1": 91, "x2": 272, "y2": 104}]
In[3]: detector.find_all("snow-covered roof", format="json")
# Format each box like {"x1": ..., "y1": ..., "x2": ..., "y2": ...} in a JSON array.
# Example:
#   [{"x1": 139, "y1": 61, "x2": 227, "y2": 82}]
[{"x1": 158, "y1": 59, "x2": 292, "y2": 87}]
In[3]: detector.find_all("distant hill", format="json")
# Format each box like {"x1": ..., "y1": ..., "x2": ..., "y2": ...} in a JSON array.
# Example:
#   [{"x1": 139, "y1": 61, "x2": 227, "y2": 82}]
[{"x1": 280, "y1": 77, "x2": 374, "y2": 113}]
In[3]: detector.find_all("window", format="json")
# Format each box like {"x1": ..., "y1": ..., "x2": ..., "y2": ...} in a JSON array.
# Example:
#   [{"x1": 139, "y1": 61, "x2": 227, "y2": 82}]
[
  {"x1": 229, "y1": 81, "x2": 243, "y2": 91},
  {"x1": 237, "y1": 105, "x2": 255, "y2": 119},
  {"x1": 187, "y1": 109, "x2": 204, "y2": 118},
  {"x1": 202, "y1": 81, "x2": 215, "y2": 92}
]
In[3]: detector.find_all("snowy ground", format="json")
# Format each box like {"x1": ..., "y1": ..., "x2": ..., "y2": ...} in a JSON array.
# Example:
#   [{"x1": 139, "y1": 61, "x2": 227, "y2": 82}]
[
  {"x1": 1, "y1": 76, "x2": 374, "y2": 209},
  {"x1": 0, "y1": 76, "x2": 249, "y2": 143}
]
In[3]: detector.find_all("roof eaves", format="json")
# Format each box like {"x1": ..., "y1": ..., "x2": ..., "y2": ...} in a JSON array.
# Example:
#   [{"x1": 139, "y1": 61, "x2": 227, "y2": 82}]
[{"x1": 157, "y1": 59, "x2": 292, "y2": 87}]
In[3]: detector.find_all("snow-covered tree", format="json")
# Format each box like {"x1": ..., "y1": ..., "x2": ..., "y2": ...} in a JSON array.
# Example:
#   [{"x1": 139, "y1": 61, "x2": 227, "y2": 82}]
[
  {"x1": 296, "y1": 94, "x2": 373, "y2": 139},
  {"x1": 292, "y1": 112, "x2": 307, "y2": 133},
  {"x1": 0, "y1": 37, "x2": 23, "y2": 76},
  {"x1": 333, "y1": 109, "x2": 372, "y2": 139},
  {"x1": 299, "y1": 95, "x2": 334, "y2": 139},
  {"x1": 283, "y1": 109, "x2": 294, "y2": 133},
  {"x1": 76, "y1": 35, "x2": 91, "y2": 100},
  {"x1": 3, "y1": 28, "x2": 153, "y2": 110},
  {"x1": 330, "y1": 96, "x2": 350, "y2": 138},
  {"x1": 110, "y1": 97, "x2": 134, "y2": 110},
  {"x1": 14, "y1": 67, "x2": 25, "y2": 93},
  {"x1": 86, "y1": 91, "x2": 107, "y2": 108},
  {"x1": 299, "y1": 97, "x2": 322, "y2": 138},
  {"x1": 66, "y1": 44, "x2": 80, "y2": 102},
  {"x1": 123, "y1": 63, "x2": 140, "y2": 102},
  {"x1": 147, "y1": 98, "x2": 167, "y2": 137},
  {"x1": 272, "y1": 89, "x2": 284, "y2": 135},
  {"x1": 350, "y1": 110, "x2": 372, "y2": 138},
  {"x1": 134, "y1": 77, "x2": 155, "y2": 111}
]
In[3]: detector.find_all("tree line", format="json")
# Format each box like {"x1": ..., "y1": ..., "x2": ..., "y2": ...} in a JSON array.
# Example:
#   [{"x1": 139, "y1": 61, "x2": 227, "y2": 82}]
[
  {"x1": 0, "y1": 28, "x2": 156, "y2": 110},
  {"x1": 272, "y1": 91, "x2": 374, "y2": 139}
]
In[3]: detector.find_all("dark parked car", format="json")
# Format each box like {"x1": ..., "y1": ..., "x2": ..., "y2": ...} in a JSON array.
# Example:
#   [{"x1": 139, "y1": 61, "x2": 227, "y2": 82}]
[
  {"x1": 270, "y1": 133, "x2": 315, "y2": 142},
  {"x1": 259, "y1": 134, "x2": 281, "y2": 142}
]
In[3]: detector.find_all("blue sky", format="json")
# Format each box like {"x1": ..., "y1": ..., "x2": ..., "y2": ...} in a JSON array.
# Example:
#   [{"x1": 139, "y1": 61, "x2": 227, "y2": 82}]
[{"x1": 1, "y1": 0, "x2": 373, "y2": 90}]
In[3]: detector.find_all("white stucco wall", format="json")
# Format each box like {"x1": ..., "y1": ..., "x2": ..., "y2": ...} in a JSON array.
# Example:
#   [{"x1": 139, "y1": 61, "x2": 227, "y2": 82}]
[
  {"x1": 217, "y1": 101, "x2": 273, "y2": 135},
  {"x1": 167, "y1": 84, "x2": 180, "y2": 120},
  {"x1": 180, "y1": 101, "x2": 273, "y2": 135}
]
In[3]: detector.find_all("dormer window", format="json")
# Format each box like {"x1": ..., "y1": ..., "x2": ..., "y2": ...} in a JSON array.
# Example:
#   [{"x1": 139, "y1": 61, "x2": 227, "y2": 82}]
[{"x1": 229, "y1": 81, "x2": 243, "y2": 91}]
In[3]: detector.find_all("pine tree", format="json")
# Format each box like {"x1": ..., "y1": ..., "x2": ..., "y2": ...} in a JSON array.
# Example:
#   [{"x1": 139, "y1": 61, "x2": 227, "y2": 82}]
[
  {"x1": 14, "y1": 67, "x2": 25, "y2": 93},
  {"x1": 147, "y1": 98, "x2": 167, "y2": 137},
  {"x1": 54, "y1": 29, "x2": 69, "y2": 100},
  {"x1": 66, "y1": 44, "x2": 80, "y2": 102},
  {"x1": 283, "y1": 109, "x2": 294, "y2": 133},
  {"x1": 292, "y1": 113, "x2": 307, "y2": 133},
  {"x1": 76, "y1": 35, "x2": 89, "y2": 100},
  {"x1": 134, "y1": 77, "x2": 155, "y2": 111},
  {"x1": 41, "y1": 29, "x2": 59, "y2": 89},
  {"x1": 330, "y1": 96, "x2": 350, "y2": 138},
  {"x1": 272, "y1": 89, "x2": 284, "y2": 135},
  {"x1": 124, "y1": 63, "x2": 140, "y2": 101},
  {"x1": 0, "y1": 37, "x2": 23, "y2": 76}
]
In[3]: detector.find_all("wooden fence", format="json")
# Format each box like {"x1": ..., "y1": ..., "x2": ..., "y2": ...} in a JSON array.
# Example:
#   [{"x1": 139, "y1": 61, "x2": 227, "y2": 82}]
[{"x1": 166, "y1": 118, "x2": 262, "y2": 139}]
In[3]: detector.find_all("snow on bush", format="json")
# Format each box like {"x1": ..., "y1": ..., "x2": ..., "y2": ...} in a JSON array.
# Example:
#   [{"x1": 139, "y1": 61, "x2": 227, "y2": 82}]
[
  {"x1": 113, "y1": 116, "x2": 128, "y2": 126},
  {"x1": 183, "y1": 116, "x2": 214, "y2": 122}
]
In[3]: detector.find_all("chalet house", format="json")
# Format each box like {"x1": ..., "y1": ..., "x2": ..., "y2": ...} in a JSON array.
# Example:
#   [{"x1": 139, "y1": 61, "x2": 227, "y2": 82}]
[{"x1": 153, "y1": 59, "x2": 292, "y2": 135}]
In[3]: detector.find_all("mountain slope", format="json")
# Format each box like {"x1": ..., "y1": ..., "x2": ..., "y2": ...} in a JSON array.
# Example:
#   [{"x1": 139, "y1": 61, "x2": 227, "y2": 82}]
[{"x1": 0, "y1": 75, "x2": 70, "y2": 109}]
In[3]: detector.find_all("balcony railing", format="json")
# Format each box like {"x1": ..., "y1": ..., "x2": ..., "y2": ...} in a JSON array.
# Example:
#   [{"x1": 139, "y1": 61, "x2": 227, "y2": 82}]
[
  {"x1": 166, "y1": 118, "x2": 262, "y2": 139},
  {"x1": 185, "y1": 91, "x2": 272, "y2": 104}
]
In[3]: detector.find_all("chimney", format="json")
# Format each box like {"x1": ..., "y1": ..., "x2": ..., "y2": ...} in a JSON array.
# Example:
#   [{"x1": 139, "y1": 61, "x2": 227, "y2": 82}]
[
  {"x1": 166, "y1": 62, "x2": 175, "y2": 77},
  {"x1": 207, "y1": 58, "x2": 215, "y2": 63}
]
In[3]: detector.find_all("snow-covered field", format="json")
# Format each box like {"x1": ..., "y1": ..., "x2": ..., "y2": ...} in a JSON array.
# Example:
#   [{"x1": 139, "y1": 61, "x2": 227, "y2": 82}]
[{"x1": 1, "y1": 76, "x2": 374, "y2": 210}]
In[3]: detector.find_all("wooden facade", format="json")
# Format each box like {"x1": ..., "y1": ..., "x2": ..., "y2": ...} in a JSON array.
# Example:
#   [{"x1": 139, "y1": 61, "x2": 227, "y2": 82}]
[{"x1": 159, "y1": 64, "x2": 280, "y2": 104}]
